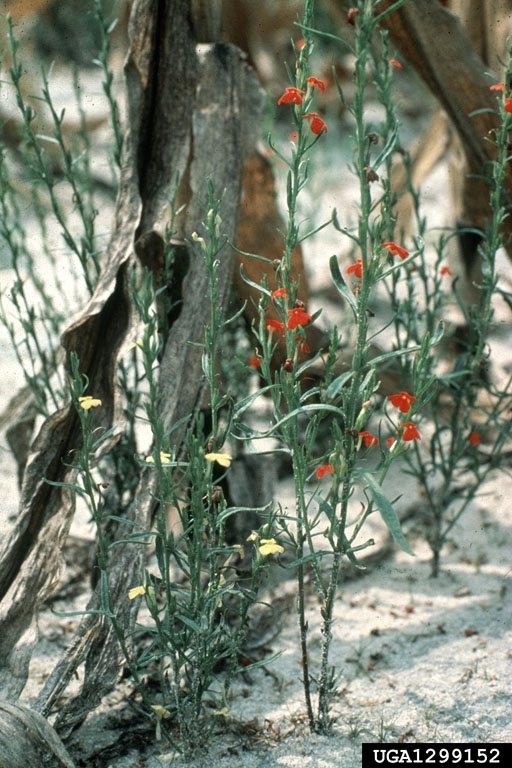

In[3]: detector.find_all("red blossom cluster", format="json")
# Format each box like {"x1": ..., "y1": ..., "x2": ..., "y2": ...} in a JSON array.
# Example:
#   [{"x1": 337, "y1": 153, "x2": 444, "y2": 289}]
[
  {"x1": 346, "y1": 259, "x2": 363, "y2": 279},
  {"x1": 268, "y1": 289, "x2": 313, "y2": 330},
  {"x1": 311, "y1": 382, "x2": 484, "y2": 452},
  {"x1": 306, "y1": 76, "x2": 326, "y2": 92},
  {"x1": 382, "y1": 241, "x2": 409, "y2": 260},
  {"x1": 263, "y1": 291, "x2": 313, "y2": 367},
  {"x1": 255, "y1": 45, "x2": 489, "y2": 472},
  {"x1": 345, "y1": 241, "x2": 411, "y2": 281},
  {"x1": 489, "y1": 82, "x2": 512, "y2": 112},
  {"x1": 276, "y1": 76, "x2": 328, "y2": 135},
  {"x1": 388, "y1": 391, "x2": 415, "y2": 413},
  {"x1": 315, "y1": 464, "x2": 334, "y2": 479},
  {"x1": 287, "y1": 306, "x2": 313, "y2": 329},
  {"x1": 399, "y1": 421, "x2": 421, "y2": 441},
  {"x1": 266, "y1": 318, "x2": 285, "y2": 336},
  {"x1": 277, "y1": 87, "x2": 304, "y2": 106},
  {"x1": 386, "y1": 391, "x2": 420, "y2": 442},
  {"x1": 265, "y1": 310, "x2": 312, "y2": 335},
  {"x1": 302, "y1": 112, "x2": 328, "y2": 135},
  {"x1": 358, "y1": 430, "x2": 379, "y2": 448},
  {"x1": 313, "y1": 391, "x2": 421, "y2": 474}
]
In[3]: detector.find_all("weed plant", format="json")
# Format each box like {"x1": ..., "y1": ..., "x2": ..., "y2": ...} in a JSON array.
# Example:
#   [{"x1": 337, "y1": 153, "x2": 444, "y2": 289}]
[
  {"x1": 237, "y1": 0, "x2": 419, "y2": 733},
  {"x1": 119, "y1": 191, "x2": 278, "y2": 752},
  {"x1": 234, "y1": 0, "x2": 511, "y2": 730},
  {"x1": 62, "y1": 220, "x2": 276, "y2": 753},
  {"x1": 391, "y1": 61, "x2": 512, "y2": 577},
  {"x1": 0, "y1": 12, "x2": 117, "y2": 415},
  {"x1": 0, "y1": 0, "x2": 511, "y2": 754}
]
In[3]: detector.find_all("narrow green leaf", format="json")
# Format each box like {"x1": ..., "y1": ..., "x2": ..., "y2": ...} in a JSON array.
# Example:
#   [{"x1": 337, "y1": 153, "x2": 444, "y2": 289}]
[
  {"x1": 431, "y1": 320, "x2": 445, "y2": 346},
  {"x1": 266, "y1": 402, "x2": 343, "y2": 435},
  {"x1": 326, "y1": 369, "x2": 354, "y2": 400},
  {"x1": 176, "y1": 614, "x2": 202, "y2": 633},
  {"x1": 373, "y1": 124, "x2": 399, "y2": 170},
  {"x1": 329, "y1": 255, "x2": 357, "y2": 317},
  {"x1": 340, "y1": 532, "x2": 367, "y2": 569},
  {"x1": 218, "y1": 503, "x2": 270, "y2": 525},
  {"x1": 362, "y1": 471, "x2": 414, "y2": 556},
  {"x1": 237, "y1": 263, "x2": 270, "y2": 298},
  {"x1": 232, "y1": 385, "x2": 274, "y2": 419},
  {"x1": 155, "y1": 535, "x2": 166, "y2": 575},
  {"x1": 233, "y1": 650, "x2": 283, "y2": 675},
  {"x1": 99, "y1": 571, "x2": 114, "y2": 616},
  {"x1": 367, "y1": 345, "x2": 420, "y2": 367}
]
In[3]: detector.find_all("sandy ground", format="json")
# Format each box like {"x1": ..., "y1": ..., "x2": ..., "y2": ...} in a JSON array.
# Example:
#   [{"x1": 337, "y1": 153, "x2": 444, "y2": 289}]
[
  {"x1": 6, "y1": 463, "x2": 511, "y2": 767},
  {"x1": 1, "y1": 45, "x2": 511, "y2": 768}
]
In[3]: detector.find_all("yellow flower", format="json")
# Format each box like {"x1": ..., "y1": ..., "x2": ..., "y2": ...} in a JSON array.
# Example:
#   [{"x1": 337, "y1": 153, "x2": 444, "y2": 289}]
[
  {"x1": 128, "y1": 340, "x2": 143, "y2": 350},
  {"x1": 258, "y1": 538, "x2": 284, "y2": 557},
  {"x1": 145, "y1": 452, "x2": 172, "y2": 465},
  {"x1": 191, "y1": 231, "x2": 205, "y2": 246},
  {"x1": 78, "y1": 395, "x2": 102, "y2": 410},
  {"x1": 246, "y1": 531, "x2": 259, "y2": 542},
  {"x1": 205, "y1": 452, "x2": 232, "y2": 468},
  {"x1": 233, "y1": 543, "x2": 245, "y2": 557},
  {"x1": 150, "y1": 704, "x2": 170, "y2": 720},
  {"x1": 128, "y1": 585, "x2": 146, "y2": 600}
]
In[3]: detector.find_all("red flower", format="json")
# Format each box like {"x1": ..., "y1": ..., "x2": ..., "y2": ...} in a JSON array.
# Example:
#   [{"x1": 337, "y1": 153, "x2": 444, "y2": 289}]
[
  {"x1": 382, "y1": 241, "x2": 409, "y2": 260},
  {"x1": 358, "y1": 430, "x2": 379, "y2": 448},
  {"x1": 306, "y1": 76, "x2": 326, "y2": 92},
  {"x1": 266, "y1": 319, "x2": 285, "y2": 336},
  {"x1": 489, "y1": 82, "x2": 505, "y2": 92},
  {"x1": 295, "y1": 39, "x2": 306, "y2": 51},
  {"x1": 277, "y1": 87, "x2": 305, "y2": 106},
  {"x1": 295, "y1": 334, "x2": 311, "y2": 355},
  {"x1": 248, "y1": 354, "x2": 260, "y2": 369},
  {"x1": 287, "y1": 307, "x2": 312, "y2": 329},
  {"x1": 400, "y1": 421, "x2": 421, "y2": 441},
  {"x1": 468, "y1": 431, "x2": 481, "y2": 445},
  {"x1": 504, "y1": 97, "x2": 512, "y2": 113},
  {"x1": 389, "y1": 58, "x2": 403, "y2": 70},
  {"x1": 346, "y1": 259, "x2": 363, "y2": 279},
  {"x1": 347, "y1": 7, "x2": 359, "y2": 25},
  {"x1": 302, "y1": 112, "x2": 328, "y2": 135},
  {"x1": 316, "y1": 464, "x2": 334, "y2": 479},
  {"x1": 271, "y1": 287, "x2": 288, "y2": 300},
  {"x1": 388, "y1": 391, "x2": 416, "y2": 414},
  {"x1": 439, "y1": 265, "x2": 453, "y2": 276}
]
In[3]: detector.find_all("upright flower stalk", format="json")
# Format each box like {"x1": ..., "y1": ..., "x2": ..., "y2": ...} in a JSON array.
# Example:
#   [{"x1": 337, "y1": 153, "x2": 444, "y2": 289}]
[
  {"x1": 271, "y1": 0, "x2": 331, "y2": 729},
  {"x1": 125, "y1": 186, "x2": 275, "y2": 753},
  {"x1": 315, "y1": 2, "x2": 410, "y2": 729},
  {"x1": 247, "y1": 0, "x2": 413, "y2": 733}
]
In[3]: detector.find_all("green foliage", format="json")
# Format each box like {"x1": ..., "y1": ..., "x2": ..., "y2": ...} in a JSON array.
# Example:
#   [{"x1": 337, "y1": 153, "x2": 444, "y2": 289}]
[{"x1": 0, "y1": 0, "x2": 510, "y2": 754}]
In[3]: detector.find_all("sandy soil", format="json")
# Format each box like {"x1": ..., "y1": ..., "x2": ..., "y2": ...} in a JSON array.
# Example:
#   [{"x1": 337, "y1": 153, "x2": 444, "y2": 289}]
[{"x1": 8, "y1": 463, "x2": 511, "y2": 767}]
